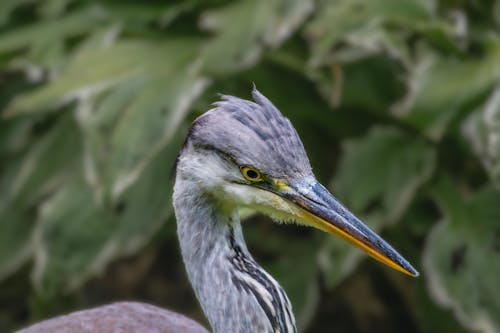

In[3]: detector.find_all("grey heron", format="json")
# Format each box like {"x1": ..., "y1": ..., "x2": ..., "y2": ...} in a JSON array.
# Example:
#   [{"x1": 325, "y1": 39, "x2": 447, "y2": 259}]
[{"x1": 18, "y1": 88, "x2": 418, "y2": 333}]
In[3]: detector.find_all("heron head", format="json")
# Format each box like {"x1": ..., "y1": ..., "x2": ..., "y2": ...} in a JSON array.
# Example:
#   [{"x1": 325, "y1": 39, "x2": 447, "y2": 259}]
[{"x1": 175, "y1": 88, "x2": 418, "y2": 277}]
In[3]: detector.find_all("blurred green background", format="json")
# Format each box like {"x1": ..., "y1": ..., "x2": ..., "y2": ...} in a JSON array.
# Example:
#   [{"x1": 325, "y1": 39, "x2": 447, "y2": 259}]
[{"x1": 0, "y1": 0, "x2": 499, "y2": 332}]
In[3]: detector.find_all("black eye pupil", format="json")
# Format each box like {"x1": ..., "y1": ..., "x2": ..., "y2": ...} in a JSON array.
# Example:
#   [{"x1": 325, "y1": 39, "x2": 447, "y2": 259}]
[{"x1": 246, "y1": 170, "x2": 258, "y2": 179}]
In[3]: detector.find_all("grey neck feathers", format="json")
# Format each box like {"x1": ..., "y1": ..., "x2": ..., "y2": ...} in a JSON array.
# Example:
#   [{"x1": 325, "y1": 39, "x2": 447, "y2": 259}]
[{"x1": 173, "y1": 177, "x2": 296, "y2": 333}]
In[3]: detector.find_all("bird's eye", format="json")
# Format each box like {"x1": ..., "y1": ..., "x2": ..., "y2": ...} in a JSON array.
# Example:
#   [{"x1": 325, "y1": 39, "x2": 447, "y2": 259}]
[{"x1": 241, "y1": 166, "x2": 263, "y2": 182}]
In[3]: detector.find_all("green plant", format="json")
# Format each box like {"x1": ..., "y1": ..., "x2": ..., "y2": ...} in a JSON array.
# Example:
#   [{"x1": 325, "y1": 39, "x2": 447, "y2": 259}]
[{"x1": 1, "y1": 1, "x2": 499, "y2": 332}]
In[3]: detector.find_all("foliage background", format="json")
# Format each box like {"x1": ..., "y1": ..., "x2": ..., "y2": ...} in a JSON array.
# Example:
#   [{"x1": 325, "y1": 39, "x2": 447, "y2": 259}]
[{"x1": 1, "y1": 0, "x2": 499, "y2": 332}]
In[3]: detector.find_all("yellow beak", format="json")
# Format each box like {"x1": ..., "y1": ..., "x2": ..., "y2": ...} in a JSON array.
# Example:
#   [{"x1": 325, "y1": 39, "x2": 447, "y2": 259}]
[{"x1": 264, "y1": 176, "x2": 419, "y2": 277}]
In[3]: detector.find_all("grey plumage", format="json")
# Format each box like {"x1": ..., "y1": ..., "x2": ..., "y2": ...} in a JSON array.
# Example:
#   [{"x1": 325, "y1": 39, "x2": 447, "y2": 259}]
[
  {"x1": 173, "y1": 168, "x2": 296, "y2": 333},
  {"x1": 17, "y1": 87, "x2": 418, "y2": 333},
  {"x1": 185, "y1": 89, "x2": 312, "y2": 178},
  {"x1": 174, "y1": 88, "x2": 300, "y2": 332},
  {"x1": 17, "y1": 302, "x2": 209, "y2": 333}
]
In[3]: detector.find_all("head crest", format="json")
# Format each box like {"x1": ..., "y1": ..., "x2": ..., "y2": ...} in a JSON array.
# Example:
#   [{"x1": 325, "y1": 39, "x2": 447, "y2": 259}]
[{"x1": 183, "y1": 87, "x2": 312, "y2": 178}]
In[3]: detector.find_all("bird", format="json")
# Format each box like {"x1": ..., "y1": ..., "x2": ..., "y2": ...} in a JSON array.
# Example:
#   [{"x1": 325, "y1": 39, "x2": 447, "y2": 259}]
[{"x1": 17, "y1": 88, "x2": 418, "y2": 333}]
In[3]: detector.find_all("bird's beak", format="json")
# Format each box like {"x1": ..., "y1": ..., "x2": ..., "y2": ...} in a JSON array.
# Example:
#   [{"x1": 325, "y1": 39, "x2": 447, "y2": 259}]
[{"x1": 268, "y1": 176, "x2": 419, "y2": 277}]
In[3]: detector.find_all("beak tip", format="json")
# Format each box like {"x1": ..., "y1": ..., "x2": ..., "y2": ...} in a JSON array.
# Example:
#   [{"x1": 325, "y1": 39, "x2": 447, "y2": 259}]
[
  {"x1": 282, "y1": 177, "x2": 421, "y2": 279},
  {"x1": 402, "y1": 264, "x2": 419, "y2": 277},
  {"x1": 410, "y1": 269, "x2": 420, "y2": 278}
]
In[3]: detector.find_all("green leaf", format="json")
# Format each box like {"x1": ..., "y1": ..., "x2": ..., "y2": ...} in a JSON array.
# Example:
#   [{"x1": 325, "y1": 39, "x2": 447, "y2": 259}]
[
  {"x1": 305, "y1": 0, "x2": 446, "y2": 67},
  {"x1": 335, "y1": 126, "x2": 436, "y2": 222},
  {"x1": 339, "y1": 56, "x2": 406, "y2": 114},
  {"x1": 6, "y1": 39, "x2": 202, "y2": 116},
  {"x1": 6, "y1": 39, "x2": 208, "y2": 199},
  {"x1": 7, "y1": 114, "x2": 82, "y2": 205},
  {"x1": 31, "y1": 175, "x2": 113, "y2": 292},
  {"x1": 79, "y1": 69, "x2": 209, "y2": 199},
  {"x1": 0, "y1": 200, "x2": 35, "y2": 282},
  {"x1": 0, "y1": 117, "x2": 33, "y2": 157},
  {"x1": 102, "y1": 1, "x2": 196, "y2": 27},
  {"x1": 200, "y1": 0, "x2": 313, "y2": 75},
  {"x1": 0, "y1": 6, "x2": 106, "y2": 55},
  {"x1": 0, "y1": 114, "x2": 81, "y2": 282},
  {"x1": 424, "y1": 177, "x2": 500, "y2": 333},
  {"x1": 32, "y1": 133, "x2": 182, "y2": 292},
  {"x1": 393, "y1": 41, "x2": 500, "y2": 140},
  {"x1": 37, "y1": 0, "x2": 73, "y2": 19},
  {"x1": 463, "y1": 86, "x2": 500, "y2": 187},
  {"x1": 0, "y1": 0, "x2": 28, "y2": 26},
  {"x1": 416, "y1": 279, "x2": 471, "y2": 333}
]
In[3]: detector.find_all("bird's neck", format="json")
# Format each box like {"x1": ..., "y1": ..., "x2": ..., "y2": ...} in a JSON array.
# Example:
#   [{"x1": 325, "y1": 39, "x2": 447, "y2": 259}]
[{"x1": 173, "y1": 177, "x2": 296, "y2": 333}]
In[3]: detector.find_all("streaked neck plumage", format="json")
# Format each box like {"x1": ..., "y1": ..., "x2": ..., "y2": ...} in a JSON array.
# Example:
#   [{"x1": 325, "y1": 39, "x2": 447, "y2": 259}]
[{"x1": 173, "y1": 175, "x2": 296, "y2": 333}]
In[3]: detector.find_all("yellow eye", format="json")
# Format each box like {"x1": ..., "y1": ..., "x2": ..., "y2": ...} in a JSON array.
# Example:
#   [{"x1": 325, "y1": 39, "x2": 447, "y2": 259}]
[{"x1": 241, "y1": 166, "x2": 263, "y2": 182}]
